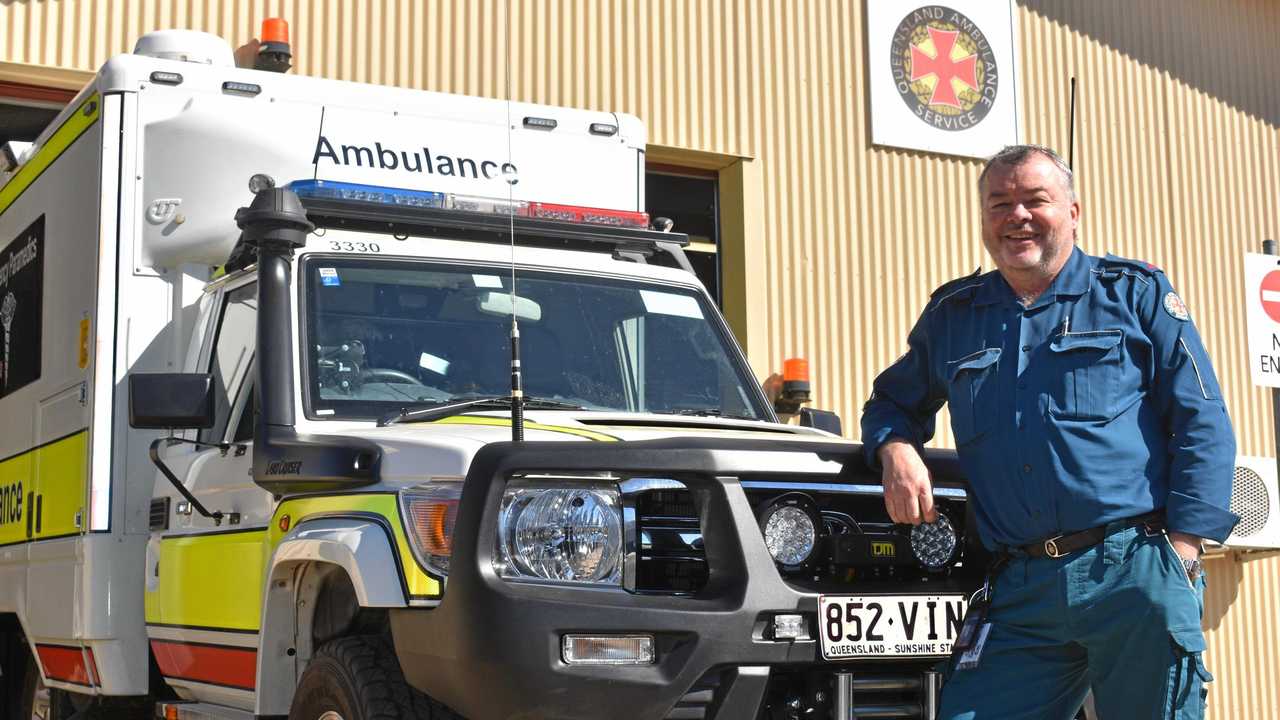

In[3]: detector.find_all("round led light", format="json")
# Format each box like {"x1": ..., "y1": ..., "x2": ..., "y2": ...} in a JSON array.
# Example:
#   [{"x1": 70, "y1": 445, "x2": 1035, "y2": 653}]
[
  {"x1": 911, "y1": 514, "x2": 958, "y2": 569},
  {"x1": 505, "y1": 487, "x2": 622, "y2": 583},
  {"x1": 248, "y1": 173, "x2": 276, "y2": 194},
  {"x1": 759, "y1": 496, "x2": 820, "y2": 567}
]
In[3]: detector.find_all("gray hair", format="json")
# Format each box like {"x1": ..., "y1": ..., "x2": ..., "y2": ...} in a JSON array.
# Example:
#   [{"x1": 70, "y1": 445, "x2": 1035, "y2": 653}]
[{"x1": 978, "y1": 144, "x2": 1076, "y2": 201}]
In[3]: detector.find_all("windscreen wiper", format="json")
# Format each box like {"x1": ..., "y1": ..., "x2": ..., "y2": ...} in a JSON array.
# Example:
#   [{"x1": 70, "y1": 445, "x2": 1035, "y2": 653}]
[{"x1": 378, "y1": 395, "x2": 586, "y2": 427}]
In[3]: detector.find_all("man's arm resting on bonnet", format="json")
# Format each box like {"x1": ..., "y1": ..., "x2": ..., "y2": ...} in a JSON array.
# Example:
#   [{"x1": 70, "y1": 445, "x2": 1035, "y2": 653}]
[{"x1": 861, "y1": 310, "x2": 946, "y2": 526}]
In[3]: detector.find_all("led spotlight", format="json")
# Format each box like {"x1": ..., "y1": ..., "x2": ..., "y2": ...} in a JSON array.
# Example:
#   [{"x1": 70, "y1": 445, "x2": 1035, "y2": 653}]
[
  {"x1": 758, "y1": 493, "x2": 822, "y2": 568},
  {"x1": 910, "y1": 514, "x2": 958, "y2": 569},
  {"x1": 248, "y1": 173, "x2": 276, "y2": 194}
]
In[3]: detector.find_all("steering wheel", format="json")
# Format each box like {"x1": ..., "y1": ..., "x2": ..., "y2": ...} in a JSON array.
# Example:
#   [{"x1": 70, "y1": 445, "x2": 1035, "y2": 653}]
[{"x1": 360, "y1": 368, "x2": 426, "y2": 386}]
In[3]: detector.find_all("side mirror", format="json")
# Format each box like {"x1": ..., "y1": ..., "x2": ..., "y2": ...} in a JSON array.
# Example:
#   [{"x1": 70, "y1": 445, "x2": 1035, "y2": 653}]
[
  {"x1": 129, "y1": 373, "x2": 216, "y2": 429},
  {"x1": 799, "y1": 408, "x2": 842, "y2": 436}
]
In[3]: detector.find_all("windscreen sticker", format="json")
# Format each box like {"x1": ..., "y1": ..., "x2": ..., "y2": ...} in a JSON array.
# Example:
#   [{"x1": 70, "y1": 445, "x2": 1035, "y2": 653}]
[
  {"x1": 639, "y1": 289, "x2": 703, "y2": 320},
  {"x1": 319, "y1": 267, "x2": 341, "y2": 287},
  {"x1": 0, "y1": 216, "x2": 43, "y2": 398},
  {"x1": 419, "y1": 352, "x2": 450, "y2": 375},
  {"x1": 472, "y1": 274, "x2": 504, "y2": 289}
]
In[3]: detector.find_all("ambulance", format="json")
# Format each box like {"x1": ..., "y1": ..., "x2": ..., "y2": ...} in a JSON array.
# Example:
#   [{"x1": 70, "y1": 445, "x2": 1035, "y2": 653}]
[{"x1": 0, "y1": 24, "x2": 983, "y2": 720}]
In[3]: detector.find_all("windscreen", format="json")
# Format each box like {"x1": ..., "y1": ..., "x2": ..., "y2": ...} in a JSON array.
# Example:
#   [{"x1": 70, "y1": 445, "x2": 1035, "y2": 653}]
[{"x1": 303, "y1": 258, "x2": 767, "y2": 421}]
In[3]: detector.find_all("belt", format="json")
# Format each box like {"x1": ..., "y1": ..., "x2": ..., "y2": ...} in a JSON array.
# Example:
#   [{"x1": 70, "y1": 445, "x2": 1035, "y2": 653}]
[{"x1": 1020, "y1": 510, "x2": 1166, "y2": 559}]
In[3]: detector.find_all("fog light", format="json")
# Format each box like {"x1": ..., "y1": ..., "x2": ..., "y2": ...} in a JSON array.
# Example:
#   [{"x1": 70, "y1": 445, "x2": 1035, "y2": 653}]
[
  {"x1": 772, "y1": 614, "x2": 807, "y2": 640},
  {"x1": 562, "y1": 635, "x2": 655, "y2": 665},
  {"x1": 759, "y1": 493, "x2": 821, "y2": 568},
  {"x1": 910, "y1": 514, "x2": 958, "y2": 569}
]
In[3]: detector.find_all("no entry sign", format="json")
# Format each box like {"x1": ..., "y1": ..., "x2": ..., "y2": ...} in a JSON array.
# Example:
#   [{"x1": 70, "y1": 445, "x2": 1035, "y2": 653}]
[
  {"x1": 1245, "y1": 253, "x2": 1280, "y2": 387},
  {"x1": 1262, "y1": 270, "x2": 1280, "y2": 323}
]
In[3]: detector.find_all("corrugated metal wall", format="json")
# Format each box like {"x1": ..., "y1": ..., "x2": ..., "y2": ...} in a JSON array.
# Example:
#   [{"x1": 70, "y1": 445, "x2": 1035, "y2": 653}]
[{"x1": 2, "y1": 1, "x2": 1278, "y2": 717}]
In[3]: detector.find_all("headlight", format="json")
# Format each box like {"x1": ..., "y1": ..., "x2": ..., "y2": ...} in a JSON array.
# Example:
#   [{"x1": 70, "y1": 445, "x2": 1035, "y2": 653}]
[
  {"x1": 496, "y1": 481, "x2": 623, "y2": 585},
  {"x1": 401, "y1": 482, "x2": 463, "y2": 576},
  {"x1": 910, "y1": 513, "x2": 958, "y2": 569},
  {"x1": 758, "y1": 493, "x2": 821, "y2": 568}
]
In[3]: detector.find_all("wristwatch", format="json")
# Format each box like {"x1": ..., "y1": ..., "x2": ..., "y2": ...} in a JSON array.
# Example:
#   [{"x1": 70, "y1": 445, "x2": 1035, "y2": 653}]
[{"x1": 1181, "y1": 555, "x2": 1203, "y2": 583}]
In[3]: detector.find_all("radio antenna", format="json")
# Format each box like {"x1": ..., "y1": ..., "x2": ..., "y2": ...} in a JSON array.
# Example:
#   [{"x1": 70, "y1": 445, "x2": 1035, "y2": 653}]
[
  {"x1": 504, "y1": 0, "x2": 524, "y2": 442},
  {"x1": 1067, "y1": 76, "x2": 1077, "y2": 170}
]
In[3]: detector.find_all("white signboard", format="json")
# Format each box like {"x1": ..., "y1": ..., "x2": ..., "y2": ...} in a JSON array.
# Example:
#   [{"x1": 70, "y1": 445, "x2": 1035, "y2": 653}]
[
  {"x1": 1244, "y1": 252, "x2": 1280, "y2": 388},
  {"x1": 312, "y1": 107, "x2": 640, "y2": 211},
  {"x1": 866, "y1": 1, "x2": 1020, "y2": 159}
]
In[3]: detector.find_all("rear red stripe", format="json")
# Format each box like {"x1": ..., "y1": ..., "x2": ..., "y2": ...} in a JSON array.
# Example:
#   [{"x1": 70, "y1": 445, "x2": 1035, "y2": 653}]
[
  {"x1": 36, "y1": 645, "x2": 93, "y2": 686},
  {"x1": 151, "y1": 640, "x2": 256, "y2": 691}
]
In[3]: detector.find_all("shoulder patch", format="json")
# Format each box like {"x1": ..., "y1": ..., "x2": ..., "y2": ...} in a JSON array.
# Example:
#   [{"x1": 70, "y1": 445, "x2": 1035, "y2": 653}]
[
  {"x1": 1100, "y1": 253, "x2": 1162, "y2": 276},
  {"x1": 1163, "y1": 291, "x2": 1189, "y2": 321}
]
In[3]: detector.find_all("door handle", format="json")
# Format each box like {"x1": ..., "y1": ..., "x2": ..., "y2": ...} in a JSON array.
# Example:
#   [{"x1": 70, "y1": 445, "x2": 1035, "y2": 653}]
[
  {"x1": 35, "y1": 494, "x2": 42, "y2": 534},
  {"x1": 25, "y1": 491, "x2": 33, "y2": 538}
]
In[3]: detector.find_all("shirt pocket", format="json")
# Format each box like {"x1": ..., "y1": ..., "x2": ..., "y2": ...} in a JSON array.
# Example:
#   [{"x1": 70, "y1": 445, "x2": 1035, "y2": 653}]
[
  {"x1": 1047, "y1": 329, "x2": 1124, "y2": 421},
  {"x1": 946, "y1": 347, "x2": 1001, "y2": 446}
]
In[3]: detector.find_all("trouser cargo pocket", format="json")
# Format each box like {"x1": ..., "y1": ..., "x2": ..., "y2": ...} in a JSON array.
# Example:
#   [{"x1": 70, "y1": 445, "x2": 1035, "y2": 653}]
[{"x1": 1167, "y1": 626, "x2": 1213, "y2": 720}]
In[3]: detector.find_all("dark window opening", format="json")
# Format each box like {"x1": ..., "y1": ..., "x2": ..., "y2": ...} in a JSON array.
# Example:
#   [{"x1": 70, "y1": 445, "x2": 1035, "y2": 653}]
[
  {"x1": 646, "y1": 167, "x2": 720, "y2": 306},
  {"x1": 0, "y1": 82, "x2": 70, "y2": 147}
]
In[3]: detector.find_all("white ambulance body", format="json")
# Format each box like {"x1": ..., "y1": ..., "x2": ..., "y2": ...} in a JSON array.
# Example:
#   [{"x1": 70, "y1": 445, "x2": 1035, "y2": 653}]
[{"x1": 0, "y1": 28, "x2": 657, "y2": 708}]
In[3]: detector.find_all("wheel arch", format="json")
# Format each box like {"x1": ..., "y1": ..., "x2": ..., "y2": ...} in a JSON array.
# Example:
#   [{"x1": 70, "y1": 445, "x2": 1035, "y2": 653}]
[{"x1": 255, "y1": 517, "x2": 408, "y2": 716}]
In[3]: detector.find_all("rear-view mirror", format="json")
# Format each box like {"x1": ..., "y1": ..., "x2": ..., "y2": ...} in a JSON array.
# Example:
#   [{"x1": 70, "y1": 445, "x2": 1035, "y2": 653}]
[{"x1": 478, "y1": 291, "x2": 542, "y2": 322}]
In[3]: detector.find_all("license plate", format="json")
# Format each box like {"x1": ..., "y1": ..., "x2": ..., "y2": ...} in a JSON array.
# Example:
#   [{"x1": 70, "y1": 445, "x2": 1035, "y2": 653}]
[{"x1": 818, "y1": 594, "x2": 967, "y2": 660}]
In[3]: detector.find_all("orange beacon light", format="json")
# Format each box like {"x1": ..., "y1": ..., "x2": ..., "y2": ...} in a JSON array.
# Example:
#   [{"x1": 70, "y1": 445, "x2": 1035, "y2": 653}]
[{"x1": 256, "y1": 18, "x2": 292, "y2": 73}]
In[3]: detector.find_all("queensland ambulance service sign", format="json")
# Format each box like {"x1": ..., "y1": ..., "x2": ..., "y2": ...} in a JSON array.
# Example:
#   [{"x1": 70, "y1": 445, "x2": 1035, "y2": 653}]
[
  {"x1": 866, "y1": 1, "x2": 1020, "y2": 159},
  {"x1": 1244, "y1": 252, "x2": 1280, "y2": 388},
  {"x1": 0, "y1": 216, "x2": 43, "y2": 399}
]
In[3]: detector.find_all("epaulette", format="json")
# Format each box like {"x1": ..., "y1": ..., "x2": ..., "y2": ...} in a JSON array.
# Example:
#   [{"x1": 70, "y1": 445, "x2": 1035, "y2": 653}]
[
  {"x1": 1097, "y1": 253, "x2": 1162, "y2": 279},
  {"x1": 927, "y1": 267, "x2": 984, "y2": 308}
]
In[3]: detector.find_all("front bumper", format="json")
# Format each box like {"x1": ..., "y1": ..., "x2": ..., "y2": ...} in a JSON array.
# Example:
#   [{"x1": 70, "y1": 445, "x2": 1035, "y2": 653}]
[{"x1": 391, "y1": 438, "x2": 973, "y2": 720}]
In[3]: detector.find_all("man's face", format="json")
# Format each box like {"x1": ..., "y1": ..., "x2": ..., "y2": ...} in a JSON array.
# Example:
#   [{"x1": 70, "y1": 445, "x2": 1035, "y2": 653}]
[{"x1": 980, "y1": 155, "x2": 1080, "y2": 281}]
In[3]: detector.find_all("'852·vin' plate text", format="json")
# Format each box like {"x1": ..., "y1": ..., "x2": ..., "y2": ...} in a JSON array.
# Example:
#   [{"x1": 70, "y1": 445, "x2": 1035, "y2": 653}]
[{"x1": 819, "y1": 594, "x2": 967, "y2": 660}]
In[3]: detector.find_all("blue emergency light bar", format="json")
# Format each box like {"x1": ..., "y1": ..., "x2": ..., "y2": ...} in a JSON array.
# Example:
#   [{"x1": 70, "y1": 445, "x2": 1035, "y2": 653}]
[
  {"x1": 289, "y1": 179, "x2": 447, "y2": 208},
  {"x1": 286, "y1": 179, "x2": 651, "y2": 230}
]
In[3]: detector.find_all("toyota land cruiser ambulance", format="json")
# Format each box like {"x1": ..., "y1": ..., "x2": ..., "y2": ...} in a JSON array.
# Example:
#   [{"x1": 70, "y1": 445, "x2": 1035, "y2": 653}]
[{"x1": 0, "y1": 27, "x2": 984, "y2": 720}]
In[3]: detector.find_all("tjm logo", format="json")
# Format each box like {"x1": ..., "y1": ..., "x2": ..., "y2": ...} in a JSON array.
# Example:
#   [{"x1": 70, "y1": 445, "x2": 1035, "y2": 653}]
[{"x1": 871, "y1": 540, "x2": 896, "y2": 558}]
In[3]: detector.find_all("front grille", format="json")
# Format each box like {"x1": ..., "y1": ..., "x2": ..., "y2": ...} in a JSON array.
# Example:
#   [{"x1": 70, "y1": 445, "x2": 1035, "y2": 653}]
[{"x1": 635, "y1": 488, "x2": 707, "y2": 594}]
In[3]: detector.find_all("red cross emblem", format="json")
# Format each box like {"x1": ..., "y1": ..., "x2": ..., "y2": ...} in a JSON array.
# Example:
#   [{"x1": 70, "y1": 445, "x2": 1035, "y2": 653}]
[{"x1": 909, "y1": 26, "x2": 978, "y2": 109}]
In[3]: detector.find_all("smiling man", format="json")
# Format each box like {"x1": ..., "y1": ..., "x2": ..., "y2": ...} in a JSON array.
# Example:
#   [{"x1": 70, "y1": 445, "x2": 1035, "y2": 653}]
[{"x1": 860, "y1": 145, "x2": 1237, "y2": 719}]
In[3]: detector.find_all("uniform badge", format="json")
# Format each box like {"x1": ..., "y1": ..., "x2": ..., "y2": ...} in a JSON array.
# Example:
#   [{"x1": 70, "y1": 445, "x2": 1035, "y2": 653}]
[{"x1": 1163, "y1": 292, "x2": 1189, "y2": 321}]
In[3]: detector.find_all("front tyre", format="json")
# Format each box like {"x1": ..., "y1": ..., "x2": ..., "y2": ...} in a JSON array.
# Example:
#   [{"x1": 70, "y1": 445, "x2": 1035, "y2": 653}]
[{"x1": 288, "y1": 635, "x2": 462, "y2": 720}]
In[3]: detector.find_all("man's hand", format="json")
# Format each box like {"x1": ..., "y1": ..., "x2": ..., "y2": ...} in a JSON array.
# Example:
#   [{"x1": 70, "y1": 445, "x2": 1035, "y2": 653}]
[
  {"x1": 1168, "y1": 531, "x2": 1203, "y2": 563},
  {"x1": 877, "y1": 439, "x2": 937, "y2": 525}
]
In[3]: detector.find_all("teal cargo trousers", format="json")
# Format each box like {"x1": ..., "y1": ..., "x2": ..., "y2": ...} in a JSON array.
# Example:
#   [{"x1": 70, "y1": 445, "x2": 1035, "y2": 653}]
[{"x1": 938, "y1": 524, "x2": 1213, "y2": 719}]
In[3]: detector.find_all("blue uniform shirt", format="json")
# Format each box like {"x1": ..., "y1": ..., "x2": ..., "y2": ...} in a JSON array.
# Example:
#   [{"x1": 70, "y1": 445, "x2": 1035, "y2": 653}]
[{"x1": 861, "y1": 247, "x2": 1239, "y2": 549}]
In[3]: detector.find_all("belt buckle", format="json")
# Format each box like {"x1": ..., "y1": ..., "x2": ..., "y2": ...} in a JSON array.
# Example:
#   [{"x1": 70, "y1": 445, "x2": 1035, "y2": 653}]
[{"x1": 1043, "y1": 535, "x2": 1065, "y2": 558}]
